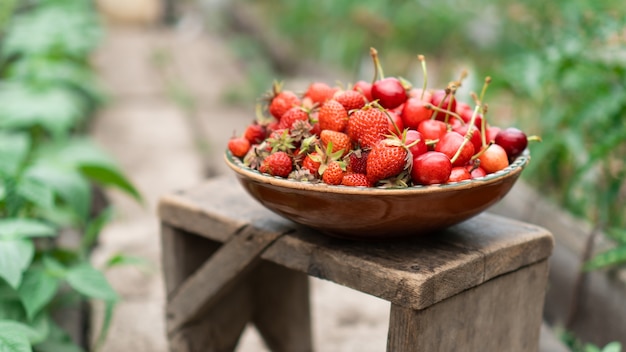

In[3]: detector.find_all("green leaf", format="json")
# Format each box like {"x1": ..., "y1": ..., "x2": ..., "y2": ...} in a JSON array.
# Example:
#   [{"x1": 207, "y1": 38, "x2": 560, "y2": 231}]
[
  {"x1": 80, "y1": 164, "x2": 141, "y2": 203},
  {"x1": 25, "y1": 165, "x2": 91, "y2": 222},
  {"x1": 17, "y1": 267, "x2": 60, "y2": 320},
  {"x1": 66, "y1": 263, "x2": 118, "y2": 301},
  {"x1": 0, "y1": 239, "x2": 34, "y2": 288},
  {"x1": 0, "y1": 83, "x2": 85, "y2": 138},
  {"x1": 81, "y1": 207, "x2": 114, "y2": 255},
  {"x1": 92, "y1": 300, "x2": 116, "y2": 352},
  {"x1": 0, "y1": 219, "x2": 56, "y2": 239},
  {"x1": 602, "y1": 342, "x2": 622, "y2": 352},
  {"x1": 16, "y1": 177, "x2": 55, "y2": 213},
  {"x1": 584, "y1": 245, "x2": 626, "y2": 271},
  {"x1": 606, "y1": 228, "x2": 626, "y2": 245},
  {"x1": 0, "y1": 132, "x2": 30, "y2": 177},
  {"x1": 0, "y1": 332, "x2": 31, "y2": 352},
  {"x1": 105, "y1": 253, "x2": 152, "y2": 274},
  {"x1": 0, "y1": 320, "x2": 45, "y2": 344}
]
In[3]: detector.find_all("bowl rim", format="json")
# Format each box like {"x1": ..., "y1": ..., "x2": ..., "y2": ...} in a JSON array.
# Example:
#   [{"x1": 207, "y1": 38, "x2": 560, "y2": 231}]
[{"x1": 224, "y1": 149, "x2": 530, "y2": 196}]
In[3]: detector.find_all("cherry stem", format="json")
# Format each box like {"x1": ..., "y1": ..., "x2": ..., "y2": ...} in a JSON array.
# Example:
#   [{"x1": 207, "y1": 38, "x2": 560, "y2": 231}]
[
  {"x1": 478, "y1": 76, "x2": 492, "y2": 107},
  {"x1": 424, "y1": 103, "x2": 465, "y2": 125},
  {"x1": 370, "y1": 47, "x2": 385, "y2": 84},
  {"x1": 418, "y1": 55, "x2": 427, "y2": 101},
  {"x1": 425, "y1": 139, "x2": 439, "y2": 146},
  {"x1": 528, "y1": 135, "x2": 542, "y2": 143},
  {"x1": 378, "y1": 103, "x2": 403, "y2": 137},
  {"x1": 471, "y1": 142, "x2": 494, "y2": 161},
  {"x1": 444, "y1": 84, "x2": 457, "y2": 124},
  {"x1": 450, "y1": 105, "x2": 480, "y2": 164},
  {"x1": 430, "y1": 88, "x2": 450, "y2": 121}
]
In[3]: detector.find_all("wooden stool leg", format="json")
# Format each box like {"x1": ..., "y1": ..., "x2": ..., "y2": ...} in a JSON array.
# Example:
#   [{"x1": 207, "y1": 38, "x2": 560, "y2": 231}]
[
  {"x1": 386, "y1": 260, "x2": 549, "y2": 352},
  {"x1": 162, "y1": 224, "x2": 253, "y2": 351},
  {"x1": 251, "y1": 261, "x2": 313, "y2": 352}
]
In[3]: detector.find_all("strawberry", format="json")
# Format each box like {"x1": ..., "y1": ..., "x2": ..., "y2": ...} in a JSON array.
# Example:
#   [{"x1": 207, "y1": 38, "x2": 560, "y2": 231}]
[
  {"x1": 366, "y1": 138, "x2": 410, "y2": 184},
  {"x1": 304, "y1": 82, "x2": 337, "y2": 105},
  {"x1": 322, "y1": 161, "x2": 345, "y2": 185},
  {"x1": 334, "y1": 89, "x2": 366, "y2": 112},
  {"x1": 259, "y1": 151, "x2": 293, "y2": 177},
  {"x1": 268, "y1": 82, "x2": 301, "y2": 120},
  {"x1": 278, "y1": 106, "x2": 309, "y2": 129},
  {"x1": 228, "y1": 136, "x2": 251, "y2": 158},
  {"x1": 346, "y1": 149, "x2": 369, "y2": 174},
  {"x1": 302, "y1": 152, "x2": 322, "y2": 175},
  {"x1": 318, "y1": 99, "x2": 348, "y2": 132},
  {"x1": 244, "y1": 123, "x2": 266, "y2": 144},
  {"x1": 341, "y1": 173, "x2": 371, "y2": 187},
  {"x1": 347, "y1": 106, "x2": 389, "y2": 148},
  {"x1": 320, "y1": 130, "x2": 351, "y2": 157}
]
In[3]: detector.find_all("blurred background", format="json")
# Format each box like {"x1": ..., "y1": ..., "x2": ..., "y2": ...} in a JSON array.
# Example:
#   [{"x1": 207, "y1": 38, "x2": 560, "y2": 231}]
[{"x1": 1, "y1": 0, "x2": 625, "y2": 351}]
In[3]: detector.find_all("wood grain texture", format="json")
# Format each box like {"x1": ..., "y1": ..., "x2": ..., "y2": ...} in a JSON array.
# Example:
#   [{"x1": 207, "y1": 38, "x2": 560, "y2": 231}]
[
  {"x1": 159, "y1": 176, "x2": 553, "y2": 310},
  {"x1": 387, "y1": 260, "x2": 550, "y2": 352},
  {"x1": 165, "y1": 224, "x2": 289, "y2": 333}
]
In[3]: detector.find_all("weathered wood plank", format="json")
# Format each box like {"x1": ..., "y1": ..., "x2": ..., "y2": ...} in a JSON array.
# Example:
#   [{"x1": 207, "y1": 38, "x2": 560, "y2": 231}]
[
  {"x1": 160, "y1": 176, "x2": 554, "y2": 311},
  {"x1": 387, "y1": 260, "x2": 549, "y2": 352},
  {"x1": 166, "y1": 224, "x2": 290, "y2": 334}
]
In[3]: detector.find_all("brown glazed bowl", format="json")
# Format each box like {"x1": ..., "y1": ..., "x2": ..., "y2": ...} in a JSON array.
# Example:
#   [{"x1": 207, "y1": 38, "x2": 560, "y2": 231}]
[{"x1": 224, "y1": 151, "x2": 530, "y2": 240}]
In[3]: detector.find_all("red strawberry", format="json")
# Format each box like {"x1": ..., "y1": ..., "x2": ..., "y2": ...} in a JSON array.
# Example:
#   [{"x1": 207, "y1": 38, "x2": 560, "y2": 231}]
[
  {"x1": 341, "y1": 173, "x2": 371, "y2": 187},
  {"x1": 278, "y1": 106, "x2": 309, "y2": 129},
  {"x1": 366, "y1": 139, "x2": 410, "y2": 184},
  {"x1": 244, "y1": 123, "x2": 266, "y2": 144},
  {"x1": 320, "y1": 130, "x2": 351, "y2": 157},
  {"x1": 268, "y1": 83, "x2": 301, "y2": 120},
  {"x1": 347, "y1": 106, "x2": 389, "y2": 148},
  {"x1": 322, "y1": 161, "x2": 345, "y2": 185},
  {"x1": 346, "y1": 149, "x2": 369, "y2": 174},
  {"x1": 352, "y1": 80, "x2": 373, "y2": 102},
  {"x1": 304, "y1": 82, "x2": 337, "y2": 105},
  {"x1": 228, "y1": 137, "x2": 251, "y2": 158},
  {"x1": 334, "y1": 89, "x2": 366, "y2": 112},
  {"x1": 259, "y1": 151, "x2": 293, "y2": 177},
  {"x1": 318, "y1": 99, "x2": 348, "y2": 132},
  {"x1": 302, "y1": 152, "x2": 322, "y2": 175}
]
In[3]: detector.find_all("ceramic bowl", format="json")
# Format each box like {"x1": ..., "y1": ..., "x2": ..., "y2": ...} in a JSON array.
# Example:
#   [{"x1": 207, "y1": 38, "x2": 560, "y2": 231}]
[{"x1": 224, "y1": 151, "x2": 530, "y2": 240}]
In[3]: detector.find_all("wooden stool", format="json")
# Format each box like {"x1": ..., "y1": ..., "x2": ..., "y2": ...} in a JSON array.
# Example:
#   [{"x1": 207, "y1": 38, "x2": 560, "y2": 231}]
[{"x1": 158, "y1": 176, "x2": 553, "y2": 352}]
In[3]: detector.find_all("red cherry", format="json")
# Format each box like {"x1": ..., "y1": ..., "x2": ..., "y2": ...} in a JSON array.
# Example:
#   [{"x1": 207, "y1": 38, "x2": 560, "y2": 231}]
[
  {"x1": 478, "y1": 144, "x2": 510, "y2": 174},
  {"x1": 430, "y1": 89, "x2": 457, "y2": 119},
  {"x1": 435, "y1": 131, "x2": 475, "y2": 167},
  {"x1": 485, "y1": 126, "x2": 501, "y2": 143},
  {"x1": 405, "y1": 130, "x2": 427, "y2": 158},
  {"x1": 453, "y1": 124, "x2": 482, "y2": 154},
  {"x1": 495, "y1": 127, "x2": 528, "y2": 159},
  {"x1": 401, "y1": 97, "x2": 433, "y2": 130},
  {"x1": 457, "y1": 102, "x2": 484, "y2": 129},
  {"x1": 408, "y1": 88, "x2": 432, "y2": 101},
  {"x1": 467, "y1": 165, "x2": 487, "y2": 179},
  {"x1": 417, "y1": 119, "x2": 447, "y2": 142},
  {"x1": 448, "y1": 167, "x2": 471, "y2": 183},
  {"x1": 371, "y1": 77, "x2": 408, "y2": 109},
  {"x1": 411, "y1": 151, "x2": 452, "y2": 185}
]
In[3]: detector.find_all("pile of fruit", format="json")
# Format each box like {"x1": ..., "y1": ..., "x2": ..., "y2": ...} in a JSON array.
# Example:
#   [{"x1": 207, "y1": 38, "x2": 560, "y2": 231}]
[{"x1": 228, "y1": 48, "x2": 534, "y2": 188}]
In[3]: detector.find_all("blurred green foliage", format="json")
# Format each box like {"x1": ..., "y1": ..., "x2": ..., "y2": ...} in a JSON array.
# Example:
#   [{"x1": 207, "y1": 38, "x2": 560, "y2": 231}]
[
  {"x1": 0, "y1": 1, "x2": 140, "y2": 351},
  {"x1": 246, "y1": 0, "x2": 626, "y2": 267}
]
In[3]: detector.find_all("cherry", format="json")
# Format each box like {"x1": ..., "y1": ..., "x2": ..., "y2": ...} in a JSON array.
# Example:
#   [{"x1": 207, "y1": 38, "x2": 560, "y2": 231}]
[
  {"x1": 467, "y1": 165, "x2": 487, "y2": 179},
  {"x1": 430, "y1": 89, "x2": 457, "y2": 119},
  {"x1": 457, "y1": 102, "x2": 484, "y2": 129},
  {"x1": 448, "y1": 166, "x2": 471, "y2": 183},
  {"x1": 411, "y1": 151, "x2": 452, "y2": 185},
  {"x1": 408, "y1": 88, "x2": 432, "y2": 101},
  {"x1": 353, "y1": 80, "x2": 373, "y2": 102},
  {"x1": 435, "y1": 131, "x2": 475, "y2": 167},
  {"x1": 478, "y1": 144, "x2": 509, "y2": 174},
  {"x1": 417, "y1": 119, "x2": 447, "y2": 142},
  {"x1": 369, "y1": 48, "x2": 408, "y2": 110},
  {"x1": 495, "y1": 127, "x2": 528, "y2": 159},
  {"x1": 401, "y1": 97, "x2": 433, "y2": 130},
  {"x1": 405, "y1": 130, "x2": 427, "y2": 158},
  {"x1": 485, "y1": 126, "x2": 501, "y2": 143},
  {"x1": 372, "y1": 77, "x2": 408, "y2": 109},
  {"x1": 453, "y1": 124, "x2": 482, "y2": 153}
]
